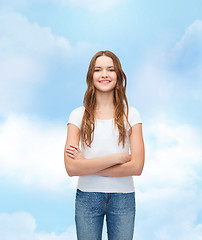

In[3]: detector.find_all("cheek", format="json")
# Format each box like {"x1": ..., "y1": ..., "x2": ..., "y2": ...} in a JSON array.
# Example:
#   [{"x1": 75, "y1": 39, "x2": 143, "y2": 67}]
[
  {"x1": 92, "y1": 74, "x2": 96, "y2": 85},
  {"x1": 93, "y1": 72, "x2": 99, "y2": 82},
  {"x1": 112, "y1": 73, "x2": 117, "y2": 83},
  {"x1": 111, "y1": 72, "x2": 117, "y2": 80},
  {"x1": 92, "y1": 74, "x2": 99, "y2": 86}
]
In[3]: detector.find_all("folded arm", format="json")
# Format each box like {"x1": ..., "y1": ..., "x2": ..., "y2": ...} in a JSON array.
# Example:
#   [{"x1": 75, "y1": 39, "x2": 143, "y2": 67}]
[
  {"x1": 64, "y1": 124, "x2": 130, "y2": 176},
  {"x1": 95, "y1": 123, "x2": 145, "y2": 177}
]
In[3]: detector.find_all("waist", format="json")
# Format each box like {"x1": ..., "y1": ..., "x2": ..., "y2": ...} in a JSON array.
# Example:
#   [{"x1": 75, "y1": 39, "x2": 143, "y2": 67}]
[{"x1": 77, "y1": 175, "x2": 135, "y2": 193}]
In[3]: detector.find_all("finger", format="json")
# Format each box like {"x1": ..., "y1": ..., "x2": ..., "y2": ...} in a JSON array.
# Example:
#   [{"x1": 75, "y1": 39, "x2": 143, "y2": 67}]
[
  {"x1": 66, "y1": 145, "x2": 75, "y2": 149},
  {"x1": 66, "y1": 149, "x2": 73, "y2": 153},
  {"x1": 70, "y1": 144, "x2": 78, "y2": 149},
  {"x1": 70, "y1": 145, "x2": 81, "y2": 152},
  {"x1": 66, "y1": 152, "x2": 75, "y2": 159},
  {"x1": 66, "y1": 148, "x2": 74, "y2": 153},
  {"x1": 66, "y1": 149, "x2": 77, "y2": 157},
  {"x1": 66, "y1": 147, "x2": 78, "y2": 152},
  {"x1": 68, "y1": 148, "x2": 79, "y2": 154}
]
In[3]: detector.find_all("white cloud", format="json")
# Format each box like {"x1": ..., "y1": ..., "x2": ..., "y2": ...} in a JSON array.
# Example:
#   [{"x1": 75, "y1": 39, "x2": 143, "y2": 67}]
[
  {"x1": 0, "y1": 9, "x2": 80, "y2": 188},
  {"x1": 133, "y1": 120, "x2": 202, "y2": 240},
  {"x1": 0, "y1": 9, "x2": 72, "y2": 62},
  {"x1": 0, "y1": 55, "x2": 44, "y2": 114},
  {"x1": 175, "y1": 20, "x2": 202, "y2": 54},
  {"x1": 0, "y1": 0, "x2": 29, "y2": 11},
  {"x1": 0, "y1": 9, "x2": 70, "y2": 115},
  {"x1": 131, "y1": 20, "x2": 202, "y2": 111},
  {"x1": 54, "y1": 0, "x2": 124, "y2": 13},
  {"x1": 172, "y1": 19, "x2": 202, "y2": 80},
  {"x1": 131, "y1": 30, "x2": 202, "y2": 235},
  {"x1": 0, "y1": 9, "x2": 93, "y2": 115},
  {"x1": 131, "y1": 52, "x2": 174, "y2": 103},
  {"x1": 1, "y1": 0, "x2": 125, "y2": 13},
  {"x1": 0, "y1": 113, "x2": 77, "y2": 193},
  {"x1": 0, "y1": 212, "x2": 77, "y2": 240}
]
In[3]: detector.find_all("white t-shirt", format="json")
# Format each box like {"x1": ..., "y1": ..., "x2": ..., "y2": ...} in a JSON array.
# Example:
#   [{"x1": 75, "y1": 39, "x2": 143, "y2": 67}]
[{"x1": 67, "y1": 105, "x2": 142, "y2": 193}]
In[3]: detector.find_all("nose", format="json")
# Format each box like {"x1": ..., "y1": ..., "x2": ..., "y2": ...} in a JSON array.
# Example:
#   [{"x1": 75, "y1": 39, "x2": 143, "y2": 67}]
[{"x1": 101, "y1": 69, "x2": 108, "y2": 78}]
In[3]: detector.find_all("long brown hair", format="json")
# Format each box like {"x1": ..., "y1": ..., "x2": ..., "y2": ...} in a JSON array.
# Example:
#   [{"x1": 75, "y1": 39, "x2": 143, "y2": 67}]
[{"x1": 81, "y1": 50, "x2": 131, "y2": 148}]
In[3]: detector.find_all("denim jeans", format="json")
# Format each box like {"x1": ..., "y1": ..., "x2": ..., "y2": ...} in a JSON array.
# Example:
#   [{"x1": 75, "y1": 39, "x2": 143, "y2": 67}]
[{"x1": 75, "y1": 189, "x2": 136, "y2": 240}]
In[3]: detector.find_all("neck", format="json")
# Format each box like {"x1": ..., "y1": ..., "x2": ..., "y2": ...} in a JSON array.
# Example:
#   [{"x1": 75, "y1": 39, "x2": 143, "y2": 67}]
[{"x1": 95, "y1": 91, "x2": 114, "y2": 110}]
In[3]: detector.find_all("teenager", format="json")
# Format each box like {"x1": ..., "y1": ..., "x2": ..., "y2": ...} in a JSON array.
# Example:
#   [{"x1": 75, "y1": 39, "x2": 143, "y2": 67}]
[{"x1": 64, "y1": 50, "x2": 145, "y2": 240}]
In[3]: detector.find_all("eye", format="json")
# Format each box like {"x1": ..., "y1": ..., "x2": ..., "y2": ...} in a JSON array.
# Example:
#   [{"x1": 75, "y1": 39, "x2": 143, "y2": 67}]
[
  {"x1": 94, "y1": 69, "x2": 100, "y2": 72},
  {"x1": 109, "y1": 69, "x2": 115, "y2": 71}
]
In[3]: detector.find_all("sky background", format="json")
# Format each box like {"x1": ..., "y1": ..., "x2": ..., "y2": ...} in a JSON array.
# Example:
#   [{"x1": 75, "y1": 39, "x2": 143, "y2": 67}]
[{"x1": 0, "y1": 0, "x2": 202, "y2": 239}]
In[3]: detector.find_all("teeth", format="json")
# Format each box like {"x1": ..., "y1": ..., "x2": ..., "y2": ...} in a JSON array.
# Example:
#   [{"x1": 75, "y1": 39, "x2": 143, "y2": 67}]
[{"x1": 99, "y1": 80, "x2": 110, "y2": 83}]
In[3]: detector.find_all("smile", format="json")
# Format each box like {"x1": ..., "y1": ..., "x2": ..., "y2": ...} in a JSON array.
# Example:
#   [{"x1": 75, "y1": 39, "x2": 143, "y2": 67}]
[{"x1": 99, "y1": 80, "x2": 111, "y2": 83}]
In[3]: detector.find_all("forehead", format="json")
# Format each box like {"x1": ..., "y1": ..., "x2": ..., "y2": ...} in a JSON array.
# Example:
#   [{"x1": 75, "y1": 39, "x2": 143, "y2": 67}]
[{"x1": 95, "y1": 56, "x2": 114, "y2": 66}]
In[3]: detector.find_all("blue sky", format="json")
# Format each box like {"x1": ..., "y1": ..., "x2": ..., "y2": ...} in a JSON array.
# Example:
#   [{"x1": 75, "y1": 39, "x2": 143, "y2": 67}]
[{"x1": 0, "y1": 0, "x2": 202, "y2": 239}]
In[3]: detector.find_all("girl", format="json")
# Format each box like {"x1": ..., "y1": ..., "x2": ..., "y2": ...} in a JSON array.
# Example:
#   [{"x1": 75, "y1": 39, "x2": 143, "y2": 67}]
[{"x1": 64, "y1": 50, "x2": 145, "y2": 240}]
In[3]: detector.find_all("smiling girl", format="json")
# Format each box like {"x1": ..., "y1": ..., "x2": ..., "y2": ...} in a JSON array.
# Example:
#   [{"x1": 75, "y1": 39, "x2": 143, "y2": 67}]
[{"x1": 64, "y1": 50, "x2": 145, "y2": 240}]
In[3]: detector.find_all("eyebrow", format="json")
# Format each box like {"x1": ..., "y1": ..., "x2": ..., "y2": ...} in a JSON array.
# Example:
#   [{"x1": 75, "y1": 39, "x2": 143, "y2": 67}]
[{"x1": 94, "y1": 66, "x2": 114, "y2": 68}]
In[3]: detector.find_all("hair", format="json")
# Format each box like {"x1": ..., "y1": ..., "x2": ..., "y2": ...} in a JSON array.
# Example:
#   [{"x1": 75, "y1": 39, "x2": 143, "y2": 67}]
[{"x1": 80, "y1": 50, "x2": 131, "y2": 148}]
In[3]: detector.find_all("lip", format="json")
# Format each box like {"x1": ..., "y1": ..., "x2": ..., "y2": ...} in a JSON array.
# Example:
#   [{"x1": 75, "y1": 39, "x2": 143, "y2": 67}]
[{"x1": 98, "y1": 80, "x2": 111, "y2": 83}]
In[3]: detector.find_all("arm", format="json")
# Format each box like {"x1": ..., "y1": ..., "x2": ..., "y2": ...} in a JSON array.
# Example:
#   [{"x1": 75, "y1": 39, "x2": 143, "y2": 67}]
[
  {"x1": 95, "y1": 123, "x2": 145, "y2": 177},
  {"x1": 64, "y1": 123, "x2": 130, "y2": 177}
]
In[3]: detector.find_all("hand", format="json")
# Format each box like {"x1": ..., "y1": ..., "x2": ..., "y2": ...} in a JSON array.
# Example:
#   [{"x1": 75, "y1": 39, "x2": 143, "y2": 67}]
[
  {"x1": 119, "y1": 153, "x2": 131, "y2": 164},
  {"x1": 66, "y1": 144, "x2": 85, "y2": 159}
]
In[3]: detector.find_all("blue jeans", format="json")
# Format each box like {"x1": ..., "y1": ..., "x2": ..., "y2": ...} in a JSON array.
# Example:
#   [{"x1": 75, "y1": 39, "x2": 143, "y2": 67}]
[{"x1": 75, "y1": 189, "x2": 136, "y2": 240}]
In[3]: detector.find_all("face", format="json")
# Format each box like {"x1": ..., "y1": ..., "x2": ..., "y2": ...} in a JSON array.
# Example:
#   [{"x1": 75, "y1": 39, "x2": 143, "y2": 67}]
[{"x1": 93, "y1": 56, "x2": 117, "y2": 93}]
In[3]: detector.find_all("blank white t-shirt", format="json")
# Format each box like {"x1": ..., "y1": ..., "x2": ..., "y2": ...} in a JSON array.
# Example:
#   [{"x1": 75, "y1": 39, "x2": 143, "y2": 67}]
[{"x1": 67, "y1": 105, "x2": 142, "y2": 193}]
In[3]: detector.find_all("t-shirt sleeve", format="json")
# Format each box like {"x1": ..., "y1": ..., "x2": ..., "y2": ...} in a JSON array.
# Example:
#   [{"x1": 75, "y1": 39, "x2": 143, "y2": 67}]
[
  {"x1": 67, "y1": 106, "x2": 84, "y2": 129},
  {"x1": 128, "y1": 106, "x2": 142, "y2": 127}
]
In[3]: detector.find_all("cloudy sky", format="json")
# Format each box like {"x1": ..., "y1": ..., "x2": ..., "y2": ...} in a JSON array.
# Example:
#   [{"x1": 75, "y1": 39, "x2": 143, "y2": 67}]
[{"x1": 0, "y1": 0, "x2": 202, "y2": 239}]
